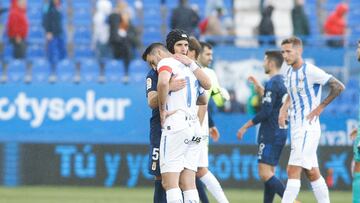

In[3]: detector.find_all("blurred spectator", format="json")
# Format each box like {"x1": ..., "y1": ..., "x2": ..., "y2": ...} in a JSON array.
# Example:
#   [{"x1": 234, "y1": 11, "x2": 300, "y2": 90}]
[
  {"x1": 291, "y1": 0, "x2": 310, "y2": 39},
  {"x1": 7, "y1": 0, "x2": 29, "y2": 59},
  {"x1": 223, "y1": 89, "x2": 245, "y2": 113},
  {"x1": 201, "y1": 7, "x2": 234, "y2": 46},
  {"x1": 42, "y1": 0, "x2": 67, "y2": 82},
  {"x1": 258, "y1": 5, "x2": 275, "y2": 46},
  {"x1": 170, "y1": 0, "x2": 200, "y2": 36},
  {"x1": 108, "y1": 0, "x2": 139, "y2": 83},
  {"x1": 316, "y1": 0, "x2": 327, "y2": 34},
  {"x1": 0, "y1": 7, "x2": 7, "y2": 15},
  {"x1": 92, "y1": 0, "x2": 112, "y2": 80},
  {"x1": 324, "y1": 2, "x2": 348, "y2": 47},
  {"x1": 204, "y1": 8, "x2": 226, "y2": 36},
  {"x1": 205, "y1": 0, "x2": 225, "y2": 17}
]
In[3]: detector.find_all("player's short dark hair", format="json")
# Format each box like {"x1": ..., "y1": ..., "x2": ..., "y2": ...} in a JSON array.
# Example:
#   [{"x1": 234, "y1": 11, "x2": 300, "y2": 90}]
[
  {"x1": 142, "y1": 43, "x2": 166, "y2": 61},
  {"x1": 200, "y1": 41, "x2": 212, "y2": 53},
  {"x1": 166, "y1": 29, "x2": 189, "y2": 54},
  {"x1": 281, "y1": 36, "x2": 303, "y2": 48},
  {"x1": 188, "y1": 37, "x2": 201, "y2": 59},
  {"x1": 265, "y1": 50, "x2": 284, "y2": 69}
]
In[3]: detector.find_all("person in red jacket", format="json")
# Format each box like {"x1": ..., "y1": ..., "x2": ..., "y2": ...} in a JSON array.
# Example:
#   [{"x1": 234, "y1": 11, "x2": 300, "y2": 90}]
[
  {"x1": 323, "y1": 2, "x2": 348, "y2": 47},
  {"x1": 6, "y1": 0, "x2": 29, "y2": 59}
]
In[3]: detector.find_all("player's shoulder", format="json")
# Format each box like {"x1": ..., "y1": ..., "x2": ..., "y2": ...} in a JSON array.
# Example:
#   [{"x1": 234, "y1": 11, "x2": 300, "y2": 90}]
[
  {"x1": 158, "y1": 57, "x2": 178, "y2": 66},
  {"x1": 146, "y1": 69, "x2": 157, "y2": 79},
  {"x1": 305, "y1": 62, "x2": 321, "y2": 71}
]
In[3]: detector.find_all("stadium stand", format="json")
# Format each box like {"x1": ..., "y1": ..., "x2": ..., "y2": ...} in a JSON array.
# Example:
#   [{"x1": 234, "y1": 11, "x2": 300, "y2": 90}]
[{"x1": 0, "y1": 0, "x2": 358, "y2": 117}]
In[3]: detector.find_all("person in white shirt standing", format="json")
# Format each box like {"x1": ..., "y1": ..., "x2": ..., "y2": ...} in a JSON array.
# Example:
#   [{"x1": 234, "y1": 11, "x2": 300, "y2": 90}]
[
  {"x1": 279, "y1": 36, "x2": 345, "y2": 203},
  {"x1": 142, "y1": 42, "x2": 211, "y2": 203}
]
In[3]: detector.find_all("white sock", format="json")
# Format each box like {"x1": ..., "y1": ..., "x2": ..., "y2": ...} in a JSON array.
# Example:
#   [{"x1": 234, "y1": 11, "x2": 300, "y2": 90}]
[
  {"x1": 281, "y1": 179, "x2": 300, "y2": 203},
  {"x1": 200, "y1": 171, "x2": 229, "y2": 203},
  {"x1": 166, "y1": 188, "x2": 183, "y2": 203},
  {"x1": 183, "y1": 189, "x2": 199, "y2": 203},
  {"x1": 311, "y1": 176, "x2": 330, "y2": 203}
]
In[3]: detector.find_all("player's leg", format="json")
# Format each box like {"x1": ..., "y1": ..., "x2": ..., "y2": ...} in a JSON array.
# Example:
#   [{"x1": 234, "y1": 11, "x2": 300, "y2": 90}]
[
  {"x1": 303, "y1": 130, "x2": 329, "y2": 203},
  {"x1": 149, "y1": 144, "x2": 166, "y2": 203},
  {"x1": 281, "y1": 165, "x2": 302, "y2": 203},
  {"x1": 162, "y1": 172, "x2": 182, "y2": 203},
  {"x1": 304, "y1": 167, "x2": 329, "y2": 203},
  {"x1": 281, "y1": 131, "x2": 304, "y2": 203},
  {"x1": 159, "y1": 129, "x2": 188, "y2": 203},
  {"x1": 154, "y1": 176, "x2": 167, "y2": 203},
  {"x1": 353, "y1": 137, "x2": 360, "y2": 203},
  {"x1": 258, "y1": 163, "x2": 285, "y2": 203},
  {"x1": 197, "y1": 167, "x2": 229, "y2": 203},
  {"x1": 258, "y1": 142, "x2": 286, "y2": 203},
  {"x1": 180, "y1": 168, "x2": 199, "y2": 203},
  {"x1": 354, "y1": 162, "x2": 360, "y2": 203},
  {"x1": 196, "y1": 134, "x2": 228, "y2": 203},
  {"x1": 196, "y1": 177, "x2": 209, "y2": 203}
]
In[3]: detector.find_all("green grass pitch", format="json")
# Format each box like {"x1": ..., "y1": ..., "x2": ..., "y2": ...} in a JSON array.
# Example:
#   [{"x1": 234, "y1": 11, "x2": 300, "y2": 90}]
[{"x1": 0, "y1": 186, "x2": 351, "y2": 203}]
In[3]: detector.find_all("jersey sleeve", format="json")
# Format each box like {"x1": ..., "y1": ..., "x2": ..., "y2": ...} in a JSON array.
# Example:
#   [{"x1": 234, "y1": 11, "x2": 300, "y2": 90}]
[
  {"x1": 157, "y1": 58, "x2": 173, "y2": 74},
  {"x1": 252, "y1": 82, "x2": 277, "y2": 125},
  {"x1": 146, "y1": 73, "x2": 157, "y2": 98},
  {"x1": 307, "y1": 64, "x2": 332, "y2": 85}
]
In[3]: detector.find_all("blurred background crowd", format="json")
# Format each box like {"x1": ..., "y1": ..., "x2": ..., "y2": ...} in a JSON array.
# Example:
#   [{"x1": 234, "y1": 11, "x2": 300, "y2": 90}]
[{"x1": 0, "y1": 0, "x2": 358, "y2": 116}]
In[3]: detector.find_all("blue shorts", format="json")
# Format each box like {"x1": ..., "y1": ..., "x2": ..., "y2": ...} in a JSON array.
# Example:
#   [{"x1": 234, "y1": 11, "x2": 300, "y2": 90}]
[
  {"x1": 257, "y1": 142, "x2": 284, "y2": 166},
  {"x1": 148, "y1": 144, "x2": 161, "y2": 176}
]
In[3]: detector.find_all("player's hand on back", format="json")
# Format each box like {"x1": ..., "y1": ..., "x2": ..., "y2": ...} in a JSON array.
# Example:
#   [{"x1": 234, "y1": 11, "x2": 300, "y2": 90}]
[
  {"x1": 169, "y1": 74, "x2": 186, "y2": 92},
  {"x1": 210, "y1": 126, "x2": 220, "y2": 142},
  {"x1": 173, "y1": 53, "x2": 192, "y2": 66}
]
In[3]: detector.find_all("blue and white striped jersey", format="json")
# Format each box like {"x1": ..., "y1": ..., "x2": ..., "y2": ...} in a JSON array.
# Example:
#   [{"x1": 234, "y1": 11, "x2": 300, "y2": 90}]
[{"x1": 285, "y1": 63, "x2": 332, "y2": 130}]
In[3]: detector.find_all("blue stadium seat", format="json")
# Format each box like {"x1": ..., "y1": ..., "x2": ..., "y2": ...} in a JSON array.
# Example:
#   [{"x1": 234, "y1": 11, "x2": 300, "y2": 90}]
[
  {"x1": 7, "y1": 59, "x2": 26, "y2": 82},
  {"x1": 56, "y1": 59, "x2": 76, "y2": 82},
  {"x1": 105, "y1": 59, "x2": 124, "y2": 82},
  {"x1": 29, "y1": 26, "x2": 44, "y2": 43},
  {"x1": 79, "y1": 58, "x2": 100, "y2": 82},
  {"x1": 74, "y1": 43, "x2": 94, "y2": 58},
  {"x1": 130, "y1": 59, "x2": 147, "y2": 73},
  {"x1": 31, "y1": 58, "x2": 51, "y2": 82},
  {"x1": 27, "y1": 43, "x2": 45, "y2": 58},
  {"x1": 73, "y1": 26, "x2": 92, "y2": 44}
]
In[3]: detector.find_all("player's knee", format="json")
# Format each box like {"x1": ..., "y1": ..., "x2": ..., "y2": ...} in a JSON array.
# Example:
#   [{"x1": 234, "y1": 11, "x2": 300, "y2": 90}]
[
  {"x1": 196, "y1": 167, "x2": 208, "y2": 178},
  {"x1": 161, "y1": 179, "x2": 174, "y2": 190},
  {"x1": 305, "y1": 168, "x2": 320, "y2": 181},
  {"x1": 286, "y1": 166, "x2": 302, "y2": 179},
  {"x1": 259, "y1": 170, "x2": 273, "y2": 181}
]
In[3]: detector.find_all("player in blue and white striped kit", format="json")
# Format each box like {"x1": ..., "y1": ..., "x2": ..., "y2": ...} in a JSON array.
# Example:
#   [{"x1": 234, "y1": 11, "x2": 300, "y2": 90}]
[
  {"x1": 237, "y1": 50, "x2": 288, "y2": 203},
  {"x1": 279, "y1": 37, "x2": 345, "y2": 203}
]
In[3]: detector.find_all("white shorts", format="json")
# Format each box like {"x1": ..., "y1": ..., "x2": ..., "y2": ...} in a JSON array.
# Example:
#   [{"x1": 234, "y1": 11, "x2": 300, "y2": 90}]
[
  {"x1": 198, "y1": 134, "x2": 209, "y2": 168},
  {"x1": 288, "y1": 127, "x2": 320, "y2": 170},
  {"x1": 159, "y1": 121, "x2": 202, "y2": 173}
]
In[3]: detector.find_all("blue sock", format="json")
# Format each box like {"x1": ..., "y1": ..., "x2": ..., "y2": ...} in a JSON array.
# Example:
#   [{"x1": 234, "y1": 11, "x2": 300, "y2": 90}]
[
  {"x1": 154, "y1": 179, "x2": 167, "y2": 203},
  {"x1": 264, "y1": 176, "x2": 285, "y2": 203},
  {"x1": 196, "y1": 177, "x2": 209, "y2": 203}
]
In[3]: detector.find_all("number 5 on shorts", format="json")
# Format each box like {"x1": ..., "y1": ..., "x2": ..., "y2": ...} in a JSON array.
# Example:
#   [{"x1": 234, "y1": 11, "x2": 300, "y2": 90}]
[{"x1": 152, "y1": 148, "x2": 159, "y2": 161}]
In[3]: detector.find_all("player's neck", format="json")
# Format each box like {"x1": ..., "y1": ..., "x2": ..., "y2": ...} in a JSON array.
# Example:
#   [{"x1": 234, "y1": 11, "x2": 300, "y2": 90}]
[{"x1": 292, "y1": 58, "x2": 304, "y2": 70}]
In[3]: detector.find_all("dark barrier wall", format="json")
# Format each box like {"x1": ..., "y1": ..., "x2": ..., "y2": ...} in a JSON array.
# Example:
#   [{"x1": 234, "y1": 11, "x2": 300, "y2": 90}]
[{"x1": 19, "y1": 144, "x2": 352, "y2": 190}]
